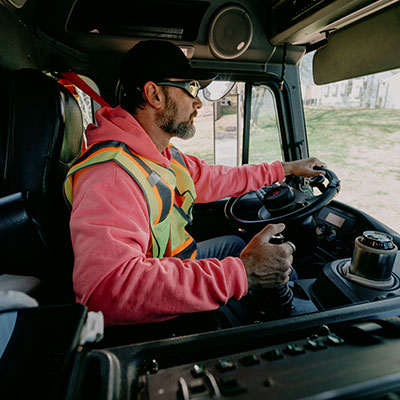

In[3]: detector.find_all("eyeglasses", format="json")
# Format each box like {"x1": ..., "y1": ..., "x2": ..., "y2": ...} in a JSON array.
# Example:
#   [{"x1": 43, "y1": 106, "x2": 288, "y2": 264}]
[{"x1": 156, "y1": 80, "x2": 201, "y2": 98}]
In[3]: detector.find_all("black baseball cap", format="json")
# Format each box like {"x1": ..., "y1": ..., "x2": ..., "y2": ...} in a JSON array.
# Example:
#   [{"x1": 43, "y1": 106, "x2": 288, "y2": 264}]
[{"x1": 119, "y1": 40, "x2": 216, "y2": 96}]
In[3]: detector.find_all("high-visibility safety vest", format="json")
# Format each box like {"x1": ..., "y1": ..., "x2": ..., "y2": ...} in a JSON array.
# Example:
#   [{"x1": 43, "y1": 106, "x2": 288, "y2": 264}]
[{"x1": 64, "y1": 140, "x2": 197, "y2": 259}]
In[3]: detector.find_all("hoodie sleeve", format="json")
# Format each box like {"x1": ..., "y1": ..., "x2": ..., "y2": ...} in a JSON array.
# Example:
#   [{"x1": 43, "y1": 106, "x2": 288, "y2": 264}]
[
  {"x1": 181, "y1": 153, "x2": 285, "y2": 203},
  {"x1": 70, "y1": 162, "x2": 248, "y2": 326}
]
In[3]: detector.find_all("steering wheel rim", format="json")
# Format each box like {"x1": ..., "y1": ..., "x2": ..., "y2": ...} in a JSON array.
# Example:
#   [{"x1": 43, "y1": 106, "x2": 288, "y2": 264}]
[{"x1": 224, "y1": 168, "x2": 340, "y2": 226}]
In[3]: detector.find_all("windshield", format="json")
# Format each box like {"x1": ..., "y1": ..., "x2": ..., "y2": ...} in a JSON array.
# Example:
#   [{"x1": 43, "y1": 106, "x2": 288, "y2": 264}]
[{"x1": 300, "y1": 52, "x2": 400, "y2": 233}]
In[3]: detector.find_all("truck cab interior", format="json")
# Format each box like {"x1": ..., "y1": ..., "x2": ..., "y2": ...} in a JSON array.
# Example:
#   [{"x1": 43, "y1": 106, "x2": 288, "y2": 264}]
[{"x1": 1, "y1": 0, "x2": 400, "y2": 399}]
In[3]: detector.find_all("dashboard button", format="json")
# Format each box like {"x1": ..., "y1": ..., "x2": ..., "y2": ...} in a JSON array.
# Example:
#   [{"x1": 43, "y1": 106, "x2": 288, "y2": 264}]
[
  {"x1": 316, "y1": 223, "x2": 327, "y2": 236},
  {"x1": 261, "y1": 349, "x2": 284, "y2": 361},
  {"x1": 238, "y1": 354, "x2": 260, "y2": 366},
  {"x1": 326, "y1": 228, "x2": 337, "y2": 241},
  {"x1": 216, "y1": 358, "x2": 236, "y2": 372},
  {"x1": 325, "y1": 333, "x2": 345, "y2": 346},
  {"x1": 191, "y1": 363, "x2": 206, "y2": 377},
  {"x1": 283, "y1": 344, "x2": 305, "y2": 356},
  {"x1": 304, "y1": 339, "x2": 327, "y2": 351}
]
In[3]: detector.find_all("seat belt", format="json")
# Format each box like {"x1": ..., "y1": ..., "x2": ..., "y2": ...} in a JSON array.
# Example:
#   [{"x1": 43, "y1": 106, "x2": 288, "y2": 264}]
[
  {"x1": 59, "y1": 71, "x2": 110, "y2": 108},
  {"x1": 59, "y1": 71, "x2": 110, "y2": 153}
]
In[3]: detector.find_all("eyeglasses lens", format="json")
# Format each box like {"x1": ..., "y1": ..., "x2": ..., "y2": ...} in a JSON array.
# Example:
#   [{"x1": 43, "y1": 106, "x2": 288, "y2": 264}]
[{"x1": 188, "y1": 81, "x2": 200, "y2": 97}]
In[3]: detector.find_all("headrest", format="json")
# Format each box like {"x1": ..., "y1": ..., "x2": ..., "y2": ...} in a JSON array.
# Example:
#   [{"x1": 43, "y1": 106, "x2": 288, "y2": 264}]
[{"x1": 5, "y1": 68, "x2": 83, "y2": 198}]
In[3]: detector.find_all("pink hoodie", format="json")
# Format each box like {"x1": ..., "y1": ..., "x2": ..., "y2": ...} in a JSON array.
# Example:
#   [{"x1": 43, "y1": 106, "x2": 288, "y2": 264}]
[{"x1": 70, "y1": 106, "x2": 285, "y2": 326}]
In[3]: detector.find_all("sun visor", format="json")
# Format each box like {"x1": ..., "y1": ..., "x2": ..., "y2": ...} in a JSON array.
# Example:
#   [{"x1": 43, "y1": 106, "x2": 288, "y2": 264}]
[{"x1": 313, "y1": 2, "x2": 400, "y2": 85}]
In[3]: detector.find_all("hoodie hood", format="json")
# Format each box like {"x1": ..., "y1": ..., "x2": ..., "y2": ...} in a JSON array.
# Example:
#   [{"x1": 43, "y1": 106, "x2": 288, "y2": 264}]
[{"x1": 86, "y1": 106, "x2": 172, "y2": 167}]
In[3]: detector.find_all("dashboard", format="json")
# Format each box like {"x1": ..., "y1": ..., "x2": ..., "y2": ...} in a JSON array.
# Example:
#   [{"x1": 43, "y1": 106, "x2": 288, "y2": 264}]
[
  {"x1": 314, "y1": 202, "x2": 371, "y2": 261},
  {"x1": 81, "y1": 299, "x2": 400, "y2": 400}
]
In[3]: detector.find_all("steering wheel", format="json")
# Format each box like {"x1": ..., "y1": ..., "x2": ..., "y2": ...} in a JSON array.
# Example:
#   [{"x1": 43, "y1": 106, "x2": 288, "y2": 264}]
[{"x1": 224, "y1": 168, "x2": 340, "y2": 226}]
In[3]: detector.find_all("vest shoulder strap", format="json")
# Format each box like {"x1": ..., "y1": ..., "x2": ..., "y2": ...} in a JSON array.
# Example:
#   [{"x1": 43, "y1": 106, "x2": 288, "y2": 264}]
[{"x1": 65, "y1": 141, "x2": 173, "y2": 226}]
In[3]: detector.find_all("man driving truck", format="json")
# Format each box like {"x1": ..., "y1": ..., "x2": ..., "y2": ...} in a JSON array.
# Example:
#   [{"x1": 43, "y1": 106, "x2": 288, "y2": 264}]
[{"x1": 64, "y1": 40, "x2": 325, "y2": 327}]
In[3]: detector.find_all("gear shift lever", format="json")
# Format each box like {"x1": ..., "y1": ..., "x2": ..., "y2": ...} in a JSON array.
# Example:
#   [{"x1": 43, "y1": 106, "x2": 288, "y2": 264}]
[{"x1": 249, "y1": 233, "x2": 295, "y2": 320}]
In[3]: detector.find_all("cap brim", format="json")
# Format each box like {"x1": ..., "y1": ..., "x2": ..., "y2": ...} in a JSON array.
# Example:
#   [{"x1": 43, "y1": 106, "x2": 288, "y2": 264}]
[
  {"x1": 198, "y1": 77, "x2": 217, "y2": 89},
  {"x1": 193, "y1": 71, "x2": 218, "y2": 89},
  {"x1": 178, "y1": 69, "x2": 217, "y2": 89}
]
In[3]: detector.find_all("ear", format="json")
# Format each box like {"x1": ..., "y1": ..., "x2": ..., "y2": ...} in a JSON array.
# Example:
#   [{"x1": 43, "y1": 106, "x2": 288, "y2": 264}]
[{"x1": 142, "y1": 81, "x2": 164, "y2": 110}]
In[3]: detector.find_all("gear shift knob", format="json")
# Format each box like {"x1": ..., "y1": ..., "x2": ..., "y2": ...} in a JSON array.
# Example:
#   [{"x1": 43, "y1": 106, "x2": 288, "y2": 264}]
[
  {"x1": 249, "y1": 233, "x2": 294, "y2": 320},
  {"x1": 270, "y1": 233, "x2": 285, "y2": 244}
]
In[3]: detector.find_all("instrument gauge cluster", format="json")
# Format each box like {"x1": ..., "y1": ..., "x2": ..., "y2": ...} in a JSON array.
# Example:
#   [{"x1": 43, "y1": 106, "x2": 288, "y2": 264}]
[{"x1": 314, "y1": 206, "x2": 369, "y2": 260}]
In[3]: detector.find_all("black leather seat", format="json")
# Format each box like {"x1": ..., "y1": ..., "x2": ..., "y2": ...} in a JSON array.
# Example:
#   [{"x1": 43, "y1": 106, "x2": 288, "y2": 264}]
[{"x1": 0, "y1": 68, "x2": 83, "y2": 303}]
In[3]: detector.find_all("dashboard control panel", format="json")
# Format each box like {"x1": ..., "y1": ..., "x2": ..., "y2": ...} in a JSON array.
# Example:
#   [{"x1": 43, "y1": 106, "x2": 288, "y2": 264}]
[
  {"x1": 314, "y1": 205, "x2": 369, "y2": 260},
  {"x1": 140, "y1": 318, "x2": 400, "y2": 400}
]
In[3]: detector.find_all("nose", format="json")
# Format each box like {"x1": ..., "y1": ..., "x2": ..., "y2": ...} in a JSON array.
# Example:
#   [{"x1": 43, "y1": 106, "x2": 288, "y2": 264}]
[{"x1": 193, "y1": 95, "x2": 202, "y2": 109}]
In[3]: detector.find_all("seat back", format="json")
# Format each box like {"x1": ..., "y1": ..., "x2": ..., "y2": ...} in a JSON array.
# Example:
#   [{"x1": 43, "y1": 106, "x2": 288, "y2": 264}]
[
  {"x1": 0, "y1": 67, "x2": 11, "y2": 195},
  {"x1": 5, "y1": 69, "x2": 83, "y2": 231},
  {"x1": 1, "y1": 68, "x2": 83, "y2": 302}
]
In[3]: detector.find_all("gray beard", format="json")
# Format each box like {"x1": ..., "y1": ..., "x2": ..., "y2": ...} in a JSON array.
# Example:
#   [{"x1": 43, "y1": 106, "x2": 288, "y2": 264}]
[
  {"x1": 162, "y1": 120, "x2": 196, "y2": 140},
  {"x1": 158, "y1": 90, "x2": 196, "y2": 140}
]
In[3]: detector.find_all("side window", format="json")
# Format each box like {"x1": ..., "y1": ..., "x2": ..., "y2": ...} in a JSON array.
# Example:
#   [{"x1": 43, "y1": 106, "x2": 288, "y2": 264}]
[
  {"x1": 172, "y1": 82, "x2": 282, "y2": 166},
  {"x1": 248, "y1": 85, "x2": 282, "y2": 164},
  {"x1": 172, "y1": 82, "x2": 244, "y2": 166},
  {"x1": 171, "y1": 90, "x2": 215, "y2": 164},
  {"x1": 300, "y1": 51, "x2": 400, "y2": 233},
  {"x1": 213, "y1": 84, "x2": 244, "y2": 166}
]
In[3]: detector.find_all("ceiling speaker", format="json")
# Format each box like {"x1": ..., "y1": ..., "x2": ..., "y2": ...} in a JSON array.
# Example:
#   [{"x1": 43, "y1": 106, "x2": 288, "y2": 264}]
[{"x1": 208, "y1": 5, "x2": 253, "y2": 59}]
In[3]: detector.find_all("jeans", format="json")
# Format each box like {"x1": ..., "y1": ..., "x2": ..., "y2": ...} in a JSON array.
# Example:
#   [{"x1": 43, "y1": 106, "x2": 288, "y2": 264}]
[{"x1": 196, "y1": 235, "x2": 246, "y2": 259}]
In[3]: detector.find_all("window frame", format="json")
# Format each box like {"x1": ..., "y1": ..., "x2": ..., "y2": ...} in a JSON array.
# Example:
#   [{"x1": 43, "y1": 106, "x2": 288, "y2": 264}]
[{"x1": 241, "y1": 67, "x2": 310, "y2": 166}]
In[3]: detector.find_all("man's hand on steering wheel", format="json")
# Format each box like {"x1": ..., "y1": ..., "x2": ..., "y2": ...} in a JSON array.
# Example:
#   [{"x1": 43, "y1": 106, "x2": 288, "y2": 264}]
[
  {"x1": 282, "y1": 157, "x2": 326, "y2": 178},
  {"x1": 225, "y1": 161, "x2": 340, "y2": 225}
]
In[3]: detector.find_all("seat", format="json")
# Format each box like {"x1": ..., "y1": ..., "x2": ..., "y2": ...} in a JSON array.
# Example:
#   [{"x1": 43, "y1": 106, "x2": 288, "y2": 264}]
[
  {"x1": 0, "y1": 68, "x2": 83, "y2": 303},
  {"x1": 0, "y1": 66, "x2": 11, "y2": 195}
]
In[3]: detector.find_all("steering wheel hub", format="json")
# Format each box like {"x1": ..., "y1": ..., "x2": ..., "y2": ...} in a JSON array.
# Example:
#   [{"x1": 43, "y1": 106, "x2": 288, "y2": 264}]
[{"x1": 263, "y1": 183, "x2": 296, "y2": 215}]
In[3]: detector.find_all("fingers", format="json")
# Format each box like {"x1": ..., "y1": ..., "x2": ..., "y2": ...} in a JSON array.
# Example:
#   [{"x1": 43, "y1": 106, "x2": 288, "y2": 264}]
[
  {"x1": 310, "y1": 157, "x2": 325, "y2": 167},
  {"x1": 308, "y1": 157, "x2": 327, "y2": 176},
  {"x1": 268, "y1": 264, "x2": 292, "y2": 286},
  {"x1": 269, "y1": 238, "x2": 296, "y2": 261},
  {"x1": 303, "y1": 159, "x2": 324, "y2": 176},
  {"x1": 286, "y1": 241, "x2": 296, "y2": 254},
  {"x1": 250, "y1": 264, "x2": 292, "y2": 288},
  {"x1": 241, "y1": 225, "x2": 296, "y2": 289},
  {"x1": 257, "y1": 223, "x2": 285, "y2": 241},
  {"x1": 283, "y1": 157, "x2": 327, "y2": 178},
  {"x1": 275, "y1": 265, "x2": 293, "y2": 286},
  {"x1": 281, "y1": 275, "x2": 290, "y2": 286}
]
